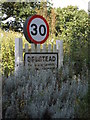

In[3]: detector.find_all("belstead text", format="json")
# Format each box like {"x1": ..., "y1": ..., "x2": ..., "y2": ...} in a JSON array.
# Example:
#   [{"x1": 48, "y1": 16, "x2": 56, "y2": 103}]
[{"x1": 27, "y1": 55, "x2": 56, "y2": 62}]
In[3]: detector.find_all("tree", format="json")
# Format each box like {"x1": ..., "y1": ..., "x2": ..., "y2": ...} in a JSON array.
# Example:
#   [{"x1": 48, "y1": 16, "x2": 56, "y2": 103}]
[
  {"x1": 56, "y1": 6, "x2": 88, "y2": 71},
  {"x1": 1, "y1": 1, "x2": 53, "y2": 33},
  {"x1": 1, "y1": 2, "x2": 40, "y2": 32}
]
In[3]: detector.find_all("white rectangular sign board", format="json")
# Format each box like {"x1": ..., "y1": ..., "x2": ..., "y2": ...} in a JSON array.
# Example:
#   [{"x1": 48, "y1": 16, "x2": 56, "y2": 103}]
[{"x1": 24, "y1": 53, "x2": 58, "y2": 70}]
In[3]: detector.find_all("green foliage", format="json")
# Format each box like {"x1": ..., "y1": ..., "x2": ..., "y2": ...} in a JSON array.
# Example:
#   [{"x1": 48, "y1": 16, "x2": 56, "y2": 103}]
[
  {"x1": 1, "y1": 2, "x2": 39, "y2": 32},
  {"x1": 1, "y1": 1, "x2": 52, "y2": 32},
  {"x1": 56, "y1": 6, "x2": 88, "y2": 72},
  {"x1": 0, "y1": 29, "x2": 22, "y2": 77},
  {"x1": 75, "y1": 92, "x2": 89, "y2": 118}
]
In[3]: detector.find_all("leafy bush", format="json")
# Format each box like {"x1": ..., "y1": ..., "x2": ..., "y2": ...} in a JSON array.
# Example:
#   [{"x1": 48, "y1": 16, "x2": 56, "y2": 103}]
[
  {"x1": 0, "y1": 28, "x2": 27, "y2": 77},
  {"x1": 2, "y1": 64, "x2": 88, "y2": 119},
  {"x1": 75, "y1": 92, "x2": 89, "y2": 118}
]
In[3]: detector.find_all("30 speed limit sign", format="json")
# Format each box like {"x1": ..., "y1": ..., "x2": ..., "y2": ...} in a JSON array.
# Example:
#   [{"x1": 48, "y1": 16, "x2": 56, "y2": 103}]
[{"x1": 23, "y1": 15, "x2": 49, "y2": 44}]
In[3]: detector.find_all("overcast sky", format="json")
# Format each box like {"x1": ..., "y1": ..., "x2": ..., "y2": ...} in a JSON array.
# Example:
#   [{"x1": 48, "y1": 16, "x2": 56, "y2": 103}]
[{"x1": 50, "y1": 0, "x2": 90, "y2": 12}]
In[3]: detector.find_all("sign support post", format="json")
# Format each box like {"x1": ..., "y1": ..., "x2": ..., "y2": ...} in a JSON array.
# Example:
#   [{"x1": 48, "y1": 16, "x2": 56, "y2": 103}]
[
  {"x1": 56, "y1": 40, "x2": 63, "y2": 68},
  {"x1": 15, "y1": 38, "x2": 23, "y2": 75}
]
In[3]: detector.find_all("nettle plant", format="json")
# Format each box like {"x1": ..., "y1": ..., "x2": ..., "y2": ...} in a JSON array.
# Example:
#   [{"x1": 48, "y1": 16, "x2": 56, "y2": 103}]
[{"x1": 2, "y1": 64, "x2": 88, "y2": 119}]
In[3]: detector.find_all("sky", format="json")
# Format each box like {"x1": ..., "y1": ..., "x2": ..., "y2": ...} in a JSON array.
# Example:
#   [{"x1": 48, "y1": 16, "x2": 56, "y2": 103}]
[{"x1": 50, "y1": 0, "x2": 90, "y2": 12}]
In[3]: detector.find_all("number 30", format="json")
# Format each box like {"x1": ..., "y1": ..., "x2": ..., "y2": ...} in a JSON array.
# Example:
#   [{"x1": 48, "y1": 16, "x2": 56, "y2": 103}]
[{"x1": 31, "y1": 24, "x2": 46, "y2": 36}]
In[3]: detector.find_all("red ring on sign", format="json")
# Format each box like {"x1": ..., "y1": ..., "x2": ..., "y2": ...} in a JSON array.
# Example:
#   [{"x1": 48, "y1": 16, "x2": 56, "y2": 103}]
[{"x1": 27, "y1": 15, "x2": 49, "y2": 44}]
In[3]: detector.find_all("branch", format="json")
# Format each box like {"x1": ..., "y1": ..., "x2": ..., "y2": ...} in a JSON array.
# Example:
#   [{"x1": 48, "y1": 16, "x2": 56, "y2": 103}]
[{"x1": 1, "y1": 15, "x2": 12, "y2": 21}]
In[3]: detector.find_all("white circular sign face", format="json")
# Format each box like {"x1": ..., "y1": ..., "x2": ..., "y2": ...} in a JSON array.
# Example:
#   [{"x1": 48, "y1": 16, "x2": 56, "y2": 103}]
[{"x1": 27, "y1": 15, "x2": 49, "y2": 44}]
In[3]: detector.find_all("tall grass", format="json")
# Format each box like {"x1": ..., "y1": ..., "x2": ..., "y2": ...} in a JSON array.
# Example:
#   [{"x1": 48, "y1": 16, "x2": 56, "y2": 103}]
[{"x1": 2, "y1": 64, "x2": 88, "y2": 119}]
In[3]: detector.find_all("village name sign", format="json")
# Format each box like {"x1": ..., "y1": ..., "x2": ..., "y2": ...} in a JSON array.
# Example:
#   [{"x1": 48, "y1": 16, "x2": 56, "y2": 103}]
[{"x1": 24, "y1": 53, "x2": 58, "y2": 70}]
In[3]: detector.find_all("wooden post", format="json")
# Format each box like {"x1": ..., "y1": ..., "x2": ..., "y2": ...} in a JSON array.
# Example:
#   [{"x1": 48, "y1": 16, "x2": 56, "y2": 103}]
[
  {"x1": 48, "y1": 44, "x2": 51, "y2": 52},
  {"x1": 37, "y1": 44, "x2": 40, "y2": 52},
  {"x1": 56, "y1": 40, "x2": 63, "y2": 68},
  {"x1": 25, "y1": 43, "x2": 29, "y2": 53},
  {"x1": 15, "y1": 38, "x2": 23, "y2": 75},
  {"x1": 31, "y1": 44, "x2": 35, "y2": 52},
  {"x1": 42, "y1": 43, "x2": 46, "y2": 52},
  {"x1": 53, "y1": 44, "x2": 56, "y2": 52}
]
